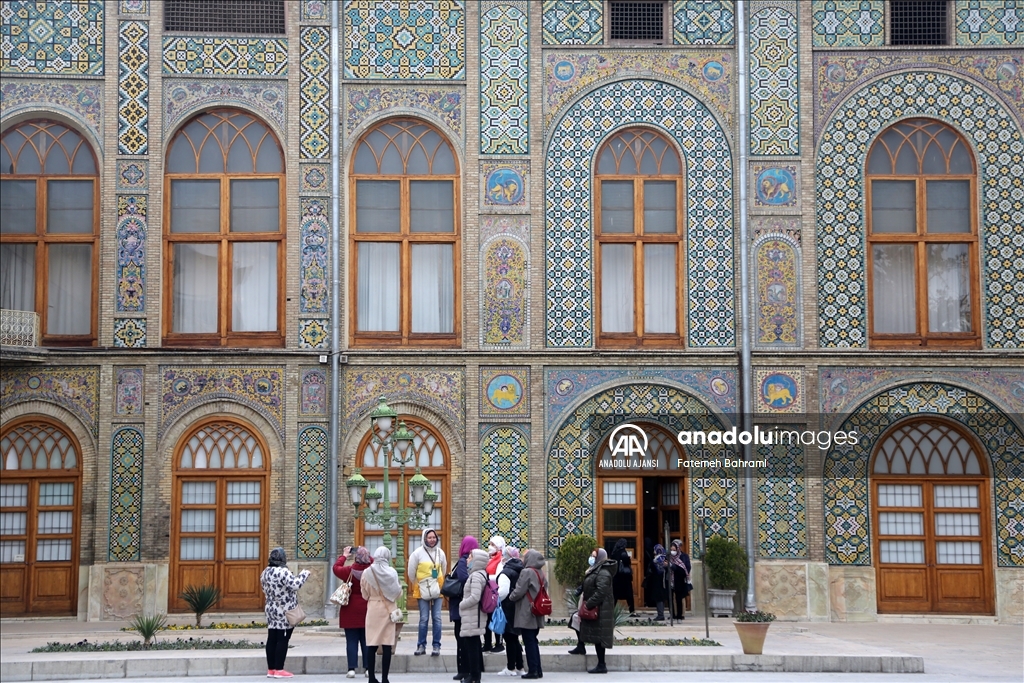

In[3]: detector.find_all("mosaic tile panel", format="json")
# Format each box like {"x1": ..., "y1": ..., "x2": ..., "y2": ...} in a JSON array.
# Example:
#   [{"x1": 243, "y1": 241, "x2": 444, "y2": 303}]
[
  {"x1": 298, "y1": 319, "x2": 329, "y2": 350},
  {"x1": 674, "y1": 0, "x2": 735, "y2": 44},
  {"x1": 751, "y1": 163, "x2": 798, "y2": 211},
  {"x1": 116, "y1": 160, "x2": 147, "y2": 192},
  {"x1": 481, "y1": 161, "x2": 529, "y2": 212},
  {"x1": 544, "y1": 51, "x2": 734, "y2": 130},
  {"x1": 159, "y1": 366, "x2": 285, "y2": 441},
  {"x1": 811, "y1": 1, "x2": 884, "y2": 47},
  {"x1": 301, "y1": 0, "x2": 330, "y2": 22},
  {"x1": 343, "y1": 368, "x2": 464, "y2": 435},
  {"x1": 164, "y1": 80, "x2": 286, "y2": 140},
  {"x1": 162, "y1": 37, "x2": 288, "y2": 76},
  {"x1": 545, "y1": 79, "x2": 734, "y2": 348},
  {"x1": 481, "y1": 425, "x2": 530, "y2": 549},
  {"x1": 754, "y1": 233, "x2": 800, "y2": 346},
  {"x1": 756, "y1": 431, "x2": 806, "y2": 558},
  {"x1": 823, "y1": 383, "x2": 1024, "y2": 567},
  {"x1": 108, "y1": 427, "x2": 143, "y2": 562},
  {"x1": 480, "y1": 367, "x2": 530, "y2": 418},
  {"x1": 300, "y1": 163, "x2": 330, "y2": 195},
  {"x1": 480, "y1": 3, "x2": 528, "y2": 155},
  {"x1": 117, "y1": 21, "x2": 148, "y2": 155},
  {"x1": 754, "y1": 367, "x2": 803, "y2": 414},
  {"x1": 0, "y1": 0, "x2": 104, "y2": 75},
  {"x1": 749, "y1": 5, "x2": 799, "y2": 156},
  {"x1": 546, "y1": 383, "x2": 734, "y2": 556},
  {"x1": 120, "y1": 1, "x2": 147, "y2": 14},
  {"x1": 113, "y1": 318, "x2": 146, "y2": 348},
  {"x1": 0, "y1": 366, "x2": 100, "y2": 437},
  {"x1": 346, "y1": 86, "x2": 462, "y2": 142},
  {"x1": 815, "y1": 71, "x2": 1024, "y2": 348},
  {"x1": 482, "y1": 236, "x2": 528, "y2": 347},
  {"x1": 344, "y1": 0, "x2": 465, "y2": 80},
  {"x1": 114, "y1": 367, "x2": 144, "y2": 418},
  {"x1": 0, "y1": 81, "x2": 102, "y2": 135},
  {"x1": 116, "y1": 197, "x2": 146, "y2": 313},
  {"x1": 300, "y1": 198, "x2": 329, "y2": 315},
  {"x1": 300, "y1": 368, "x2": 328, "y2": 417},
  {"x1": 480, "y1": 213, "x2": 531, "y2": 244},
  {"x1": 542, "y1": 0, "x2": 602, "y2": 45},
  {"x1": 956, "y1": 0, "x2": 1024, "y2": 45},
  {"x1": 300, "y1": 26, "x2": 330, "y2": 160},
  {"x1": 297, "y1": 426, "x2": 328, "y2": 559}
]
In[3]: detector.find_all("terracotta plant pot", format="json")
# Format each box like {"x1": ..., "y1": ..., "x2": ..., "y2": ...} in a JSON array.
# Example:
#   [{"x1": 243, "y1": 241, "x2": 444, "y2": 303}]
[{"x1": 733, "y1": 621, "x2": 770, "y2": 655}]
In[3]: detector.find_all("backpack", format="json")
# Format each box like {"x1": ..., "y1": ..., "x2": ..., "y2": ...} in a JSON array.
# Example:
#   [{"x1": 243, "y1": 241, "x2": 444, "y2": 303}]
[
  {"x1": 489, "y1": 602, "x2": 507, "y2": 634},
  {"x1": 529, "y1": 568, "x2": 552, "y2": 617},
  {"x1": 479, "y1": 572, "x2": 500, "y2": 614}
]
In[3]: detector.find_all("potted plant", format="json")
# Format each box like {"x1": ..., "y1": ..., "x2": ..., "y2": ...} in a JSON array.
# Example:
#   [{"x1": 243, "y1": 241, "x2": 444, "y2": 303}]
[
  {"x1": 703, "y1": 535, "x2": 747, "y2": 617},
  {"x1": 733, "y1": 610, "x2": 776, "y2": 654},
  {"x1": 554, "y1": 534, "x2": 597, "y2": 613}
]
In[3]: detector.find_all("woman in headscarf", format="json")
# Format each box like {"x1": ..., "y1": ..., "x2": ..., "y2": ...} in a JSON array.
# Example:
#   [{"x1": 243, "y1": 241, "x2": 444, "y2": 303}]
[
  {"x1": 361, "y1": 546, "x2": 402, "y2": 683},
  {"x1": 483, "y1": 535, "x2": 506, "y2": 653},
  {"x1": 578, "y1": 547, "x2": 618, "y2": 674},
  {"x1": 508, "y1": 549, "x2": 548, "y2": 680},
  {"x1": 496, "y1": 545, "x2": 525, "y2": 676},
  {"x1": 451, "y1": 536, "x2": 480, "y2": 682},
  {"x1": 457, "y1": 548, "x2": 491, "y2": 683},
  {"x1": 609, "y1": 538, "x2": 636, "y2": 616},
  {"x1": 647, "y1": 544, "x2": 669, "y2": 621},
  {"x1": 334, "y1": 545, "x2": 374, "y2": 678},
  {"x1": 260, "y1": 547, "x2": 310, "y2": 679},
  {"x1": 669, "y1": 540, "x2": 692, "y2": 620}
]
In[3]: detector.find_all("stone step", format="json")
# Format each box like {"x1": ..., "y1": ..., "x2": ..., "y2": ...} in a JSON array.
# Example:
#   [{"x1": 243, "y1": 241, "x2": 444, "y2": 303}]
[{"x1": 877, "y1": 614, "x2": 1000, "y2": 625}]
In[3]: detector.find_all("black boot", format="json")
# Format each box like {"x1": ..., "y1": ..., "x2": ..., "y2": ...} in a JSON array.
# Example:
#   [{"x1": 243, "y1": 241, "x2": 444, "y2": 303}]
[
  {"x1": 588, "y1": 664, "x2": 608, "y2": 674},
  {"x1": 567, "y1": 645, "x2": 586, "y2": 655}
]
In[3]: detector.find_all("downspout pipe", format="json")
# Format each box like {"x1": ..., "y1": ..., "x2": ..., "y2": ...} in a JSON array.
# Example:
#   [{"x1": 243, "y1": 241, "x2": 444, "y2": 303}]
[
  {"x1": 736, "y1": 0, "x2": 757, "y2": 613},
  {"x1": 326, "y1": 0, "x2": 342, "y2": 613}
]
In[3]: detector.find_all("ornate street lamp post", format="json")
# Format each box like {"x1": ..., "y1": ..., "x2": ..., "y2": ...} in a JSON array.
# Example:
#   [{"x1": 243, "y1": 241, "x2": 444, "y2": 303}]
[{"x1": 346, "y1": 396, "x2": 438, "y2": 606}]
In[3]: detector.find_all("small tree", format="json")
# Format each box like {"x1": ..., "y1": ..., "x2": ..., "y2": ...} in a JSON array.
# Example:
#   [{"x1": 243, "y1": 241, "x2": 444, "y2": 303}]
[
  {"x1": 128, "y1": 613, "x2": 167, "y2": 647},
  {"x1": 554, "y1": 534, "x2": 597, "y2": 590},
  {"x1": 179, "y1": 584, "x2": 222, "y2": 628},
  {"x1": 704, "y1": 535, "x2": 747, "y2": 592}
]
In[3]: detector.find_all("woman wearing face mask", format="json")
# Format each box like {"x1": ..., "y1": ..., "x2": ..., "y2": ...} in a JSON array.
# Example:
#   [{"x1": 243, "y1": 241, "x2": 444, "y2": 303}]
[
  {"x1": 669, "y1": 540, "x2": 692, "y2": 620},
  {"x1": 578, "y1": 548, "x2": 617, "y2": 674},
  {"x1": 496, "y1": 546, "x2": 525, "y2": 676},
  {"x1": 407, "y1": 528, "x2": 447, "y2": 656},
  {"x1": 361, "y1": 546, "x2": 402, "y2": 683},
  {"x1": 451, "y1": 536, "x2": 480, "y2": 682},
  {"x1": 483, "y1": 535, "x2": 506, "y2": 653},
  {"x1": 457, "y1": 548, "x2": 492, "y2": 683},
  {"x1": 647, "y1": 544, "x2": 669, "y2": 621}
]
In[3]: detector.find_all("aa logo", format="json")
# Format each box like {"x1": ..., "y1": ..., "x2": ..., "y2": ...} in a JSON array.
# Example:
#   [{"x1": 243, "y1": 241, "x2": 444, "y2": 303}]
[{"x1": 609, "y1": 424, "x2": 648, "y2": 459}]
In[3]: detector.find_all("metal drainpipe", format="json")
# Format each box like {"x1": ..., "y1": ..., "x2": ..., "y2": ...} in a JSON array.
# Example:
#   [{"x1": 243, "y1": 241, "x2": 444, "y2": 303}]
[
  {"x1": 736, "y1": 0, "x2": 757, "y2": 613},
  {"x1": 326, "y1": 0, "x2": 342, "y2": 612}
]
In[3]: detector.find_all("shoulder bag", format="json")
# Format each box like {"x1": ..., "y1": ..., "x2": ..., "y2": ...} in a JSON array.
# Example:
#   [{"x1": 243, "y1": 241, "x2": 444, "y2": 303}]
[
  {"x1": 417, "y1": 548, "x2": 442, "y2": 601},
  {"x1": 330, "y1": 573, "x2": 353, "y2": 606},
  {"x1": 285, "y1": 604, "x2": 306, "y2": 627},
  {"x1": 440, "y1": 563, "x2": 464, "y2": 599}
]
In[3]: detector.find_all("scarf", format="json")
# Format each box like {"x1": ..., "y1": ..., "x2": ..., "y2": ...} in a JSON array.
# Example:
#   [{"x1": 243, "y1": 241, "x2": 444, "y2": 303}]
[
  {"x1": 459, "y1": 535, "x2": 480, "y2": 557},
  {"x1": 354, "y1": 546, "x2": 373, "y2": 565},
  {"x1": 586, "y1": 548, "x2": 608, "y2": 575},
  {"x1": 502, "y1": 546, "x2": 520, "y2": 561},
  {"x1": 268, "y1": 547, "x2": 287, "y2": 567},
  {"x1": 670, "y1": 541, "x2": 688, "y2": 571},
  {"x1": 367, "y1": 547, "x2": 402, "y2": 602},
  {"x1": 652, "y1": 544, "x2": 667, "y2": 571}
]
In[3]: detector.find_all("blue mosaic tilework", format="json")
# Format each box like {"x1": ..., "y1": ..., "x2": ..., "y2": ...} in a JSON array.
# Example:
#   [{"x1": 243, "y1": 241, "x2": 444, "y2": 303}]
[
  {"x1": 816, "y1": 71, "x2": 1024, "y2": 348},
  {"x1": 297, "y1": 426, "x2": 329, "y2": 559},
  {"x1": 159, "y1": 366, "x2": 285, "y2": 441},
  {"x1": 542, "y1": 0, "x2": 602, "y2": 44},
  {"x1": 116, "y1": 197, "x2": 146, "y2": 313},
  {"x1": 164, "y1": 80, "x2": 286, "y2": 139},
  {"x1": 0, "y1": 0, "x2": 104, "y2": 75},
  {"x1": 811, "y1": 1, "x2": 884, "y2": 47},
  {"x1": 0, "y1": 367, "x2": 100, "y2": 438},
  {"x1": 546, "y1": 383, "x2": 734, "y2": 556},
  {"x1": 299, "y1": 318, "x2": 329, "y2": 350},
  {"x1": 109, "y1": 427, "x2": 144, "y2": 562},
  {"x1": 823, "y1": 383, "x2": 1024, "y2": 567},
  {"x1": 301, "y1": 0, "x2": 330, "y2": 22},
  {"x1": 956, "y1": 0, "x2": 1024, "y2": 45},
  {"x1": 300, "y1": 27, "x2": 330, "y2": 159},
  {"x1": 162, "y1": 37, "x2": 288, "y2": 76},
  {"x1": 300, "y1": 199, "x2": 329, "y2": 315},
  {"x1": 116, "y1": 161, "x2": 147, "y2": 194},
  {"x1": 674, "y1": 0, "x2": 735, "y2": 44},
  {"x1": 344, "y1": 0, "x2": 465, "y2": 80},
  {"x1": 113, "y1": 318, "x2": 146, "y2": 348},
  {"x1": 480, "y1": 3, "x2": 528, "y2": 155},
  {"x1": 749, "y1": 4, "x2": 799, "y2": 155},
  {"x1": 757, "y1": 432, "x2": 806, "y2": 558},
  {"x1": 481, "y1": 425, "x2": 530, "y2": 549},
  {"x1": 545, "y1": 79, "x2": 734, "y2": 348},
  {"x1": 118, "y1": 20, "x2": 148, "y2": 155}
]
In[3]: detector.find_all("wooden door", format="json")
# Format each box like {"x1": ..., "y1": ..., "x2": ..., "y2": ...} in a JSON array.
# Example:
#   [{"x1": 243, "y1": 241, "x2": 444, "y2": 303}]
[{"x1": 597, "y1": 477, "x2": 642, "y2": 598}]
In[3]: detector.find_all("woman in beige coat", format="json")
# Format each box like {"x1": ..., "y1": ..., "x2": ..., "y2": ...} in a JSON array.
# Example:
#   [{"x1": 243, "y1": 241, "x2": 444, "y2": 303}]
[
  {"x1": 456, "y1": 548, "x2": 490, "y2": 683},
  {"x1": 361, "y1": 546, "x2": 402, "y2": 683}
]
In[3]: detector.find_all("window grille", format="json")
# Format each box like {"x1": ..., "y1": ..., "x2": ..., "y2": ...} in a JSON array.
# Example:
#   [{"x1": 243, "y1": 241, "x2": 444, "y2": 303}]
[
  {"x1": 609, "y1": 1, "x2": 666, "y2": 42},
  {"x1": 164, "y1": 0, "x2": 285, "y2": 35},
  {"x1": 890, "y1": 1, "x2": 948, "y2": 46}
]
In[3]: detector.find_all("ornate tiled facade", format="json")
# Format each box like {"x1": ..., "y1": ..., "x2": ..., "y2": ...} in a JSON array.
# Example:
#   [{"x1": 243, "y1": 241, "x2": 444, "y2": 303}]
[
  {"x1": 299, "y1": 199, "x2": 329, "y2": 316},
  {"x1": 297, "y1": 426, "x2": 329, "y2": 559},
  {"x1": 0, "y1": 367, "x2": 100, "y2": 437},
  {"x1": 0, "y1": 81, "x2": 102, "y2": 135},
  {"x1": 542, "y1": 0, "x2": 602, "y2": 45},
  {"x1": 162, "y1": 37, "x2": 288, "y2": 76},
  {"x1": 481, "y1": 161, "x2": 529, "y2": 211},
  {"x1": 112, "y1": 318, "x2": 146, "y2": 348},
  {"x1": 119, "y1": 1, "x2": 147, "y2": 15},
  {"x1": 108, "y1": 427, "x2": 143, "y2": 562},
  {"x1": 754, "y1": 230, "x2": 800, "y2": 346},
  {"x1": 298, "y1": 318, "x2": 329, "y2": 350},
  {"x1": 345, "y1": 86, "x2": 462, "y2": 142},
  {"x1": 159, "y1": 366, "x2": 285, "y2": 441},
  {"x1": 480, "y1": 367, "x2": 530, "y2": 418},
  {"x1": 754, "y1": 367, "x2": 804, "y2": 413},
  {"x1": 751, "y1": 163, "x2": 798, "y2": 211},
  {"x1": 482, "y1": 236, "x2": 529, "y2": 347},
  {"x1": 116, "y1": 160, "x2": 147, "y2": 192},
  {"x1": 480, "y1": 425, "x2": 530, "y2": 548},
  {"x1": 811, "y1": 1, "x2": 885, "y2": 47},
  {"x1": 300, "y1": 26, "x2": 330, "y2": 160},
  {"x1": 0, "y1": 0, "x2": 104, "y2": 75},
  {"x1": 115, "y1": 197, "x2": 146, "y2": 314},
  {"x1": 749, "y1": 3, "x2": 799, "y2": 155},
  {"x1": 114, "y1": 367, "x2": 144, "y2": 418},
  {"x1": 163, "y1": 80, "x2": 286, "y2": 139},
  {"x1": 117, "y1": 20, "x2": 148, "y2": 155},
  {"x1": 301, "y1": 0, "x2": 329, "y2": 23},
  {"x1": 545, "y1": 79, "x2": 734, "y2": 348},
  {"x1": 756, "y1": 432, "x2": 806, "y2": 558},
  {"x1": 343, "y1": 368, "x2": 464, "y2": 435},
  {"x1": 480, "y1": 2, "x2": 528, "y2": 155},
  {"x1": 673, "y1": 0, "x2": 735, "y2": 45},
  {"x1": 956, "y1": 0, "x2": 1024, "y2": 45}
]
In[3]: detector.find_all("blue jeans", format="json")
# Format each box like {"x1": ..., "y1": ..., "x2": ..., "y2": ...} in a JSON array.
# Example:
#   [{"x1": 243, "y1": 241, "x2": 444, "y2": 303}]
[
  {"x1": 344, "y1": 628, "x2": 366, "y2": 671},
  {"x1": 418, "y1": 598, "x2": 442, "y2": 649}
]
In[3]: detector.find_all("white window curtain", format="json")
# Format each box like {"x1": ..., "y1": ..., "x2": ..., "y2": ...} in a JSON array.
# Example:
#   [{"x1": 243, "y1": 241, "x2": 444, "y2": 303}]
[
  {"x1": 872, "y1": 244, "x2": 916, "y2": 334},
  {"x1": 173, "y1": 243, "x2": 218, "y2": 333},
  {"x1": 357, "y1": 242, "x2": 400, "y2": 331},
  {"x1": 410, "y1": 244, "x2": 453, "y2": 333},
  {"x1": 0, "y1": 244, "x2": 35, "y2": 312},
  {"x1": 927, "y1": 244, "x2": 971, "y2": 333},
  {"x1": 644, "y1": 244, "x2": 676, "y2": 333},
  {"x1": 601, "y1": 244, "x2": 634, "y2": 333},
  {"x1": 46, "y1": 244, "x2": 91, "y2": 335},
  {"x1": 232, "y1": 242, "x2": 277, "y2": 332}
]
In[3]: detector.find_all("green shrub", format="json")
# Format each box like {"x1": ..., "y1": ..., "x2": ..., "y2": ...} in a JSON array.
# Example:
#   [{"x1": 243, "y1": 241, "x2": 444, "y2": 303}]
[
  {"x1": 735, "y1": 610, "x2": 776, "y2": 623},
  {"x1": 704, "y1": 535, "x2": 747, "y2": 592},
  {"x1": 179, "y1": 584, "x2": 222, "y2": 628},
  {"x1": 128, "y1": 613, "x2": 167, "y2": 646},
  {"x1": 554, "y1": 535, "x2": 597, "y2": 590}
]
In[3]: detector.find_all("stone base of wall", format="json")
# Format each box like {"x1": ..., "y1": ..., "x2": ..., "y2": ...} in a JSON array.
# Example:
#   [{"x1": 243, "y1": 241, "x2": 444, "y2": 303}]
[
  {"x1": 827, "y1": 565, "x2": 878, "y2": 622},
  {"x1": 996, "y1": 567, "x2": 1024, "y2": 624},
  {"x1": 755, "y1": 561, "x2": 829, "y2": 621},
  {"x1": 85, "y1": 564, "x2": 168, "y2": 621}
]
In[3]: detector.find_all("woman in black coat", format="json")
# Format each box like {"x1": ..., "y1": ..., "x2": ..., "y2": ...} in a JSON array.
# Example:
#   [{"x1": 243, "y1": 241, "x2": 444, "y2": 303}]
[
  {"x1": 646, "y1": 544, "x2": 669, "y2": 620},
  {"x1": 579, "y1": 548, "x2": 618, "y2": 675},
  {"x1": 608, "y1": 539, "x2": 635, "y2": 616},
  {"x1": 669, "y1": 540, "x2": 692, "y2": 620}
]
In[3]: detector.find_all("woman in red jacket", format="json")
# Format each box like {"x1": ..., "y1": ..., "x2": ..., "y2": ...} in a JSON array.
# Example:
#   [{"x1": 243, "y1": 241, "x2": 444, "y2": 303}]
[{"x1": 334, "y1": 545, "x2": 373, "y2": 679}]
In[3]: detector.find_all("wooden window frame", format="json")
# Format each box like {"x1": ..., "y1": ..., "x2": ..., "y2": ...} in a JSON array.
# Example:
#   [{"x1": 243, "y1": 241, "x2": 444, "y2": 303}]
[
  {"x1": 163, "y1": 110, "x2": 286, "y2": 348},
  {"x1": 866, "y1": 120, "x2": 981, "y2": 349},
  {"x1": 349, "y1": 119, "x2": 461, "y2": 348},
  {"x1": 595, "y1": 129, "x2": 685, "y2": 348},
  {"x1": 0, "y1": 120, "x2": 99, "y2": 347},
  {"x1": 605, "y1": 0, "x2": 671, "y2": 45}
]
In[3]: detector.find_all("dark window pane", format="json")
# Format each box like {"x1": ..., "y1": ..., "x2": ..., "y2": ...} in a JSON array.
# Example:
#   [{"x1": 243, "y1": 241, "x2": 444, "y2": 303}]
[
  {"x1": 171, "y1": 180, "x2": 220, "y2": 233},
  {"x1": 643, "y1": 181, "x2": 676, "y2": 234},
  {"x1": 166, "y1": 135, "x2": 197, "y2": 173},
  {"x1": 609, "y1": 1, "x2": 665, "y2": 41},
  {"x1": 871, "y1": 180, "x2": 916, "y2": 233},
  {"x1": 603, "y1": 509, "x2": 637, "y2": 532},
  {"x1": 356, "y1": 180, "x2": 400, "y2": 233},
  {"x1": 890, "y1": 0, "x2": 948, "y2": 45},
  {"x1": 926, "y1": 180, "x2": 970, "y2": 233},
  {"x1": 410, "y1": 181, "x2": 454, "y2": 233},
  {"x1": 601, "y1": 181, "x2": 634, "y2": 233},
  {"x1": 46, "y1": 181, "x2": 93, "y2": 234},
  {"x1": 431, "y1": 140, "x2": 455, "y2": 175},
  {"x1": 949, "y1": 142, "x2": 974, "y2": 174},
  {"x1": 0, "y1": 180, "x2": 37, "y2": 234},
  {"x1": 230, "y1": 179, "x2": 279, "y2": 233},
  {"x1": 164, "y1": 0, "x2": 285, "y2": 34}
]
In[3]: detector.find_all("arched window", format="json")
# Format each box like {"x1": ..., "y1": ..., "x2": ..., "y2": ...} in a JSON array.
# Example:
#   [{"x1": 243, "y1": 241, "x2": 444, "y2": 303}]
[
  {"x1": 171, "y1": 419, "x2": 269, "y2": 612},
  {"x1": 595, "y1": 129, "x2": 683, "y2": 347},
  {"x1": 164, "y1": 110, "x2": 284, "y2": 347},
  {"x1": 0, "y1": 121, "x2": 98, "y2": 345},
  {"x1": 354, "y1": 419, "x2": 450, "y2": 557},
  {"x1": 867, "y1": 119, "x2": 979, "y2": 348},
  {"x1": 0, "y1": 419, "x2": 82, "y2": 616},
  {"x1": 350, "y1": 119, "x2": 460, "y2": 346}
]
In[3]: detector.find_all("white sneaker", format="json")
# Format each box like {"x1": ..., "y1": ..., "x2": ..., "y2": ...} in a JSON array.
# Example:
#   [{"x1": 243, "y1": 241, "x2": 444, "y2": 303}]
[
  {"x1": 347, "y1": 671, "x2": 356, "y2": 679},
  {"x1": 497, "y1": 668, "x2": 517, "y2": 676},
  {"x1": 515, "y1": 669, "x2": 526, "y2": 676}
]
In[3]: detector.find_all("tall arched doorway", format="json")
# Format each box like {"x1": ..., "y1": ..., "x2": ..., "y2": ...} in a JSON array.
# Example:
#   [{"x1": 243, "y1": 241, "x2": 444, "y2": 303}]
[
  {"x1": 0, "y1": 419, "x2": 82, "y2": 616},
  {"x1": 872, "y1": 418, "x2": 994, "y2": 614},
  {"x1": 170, "y1": 418, "x2": 269, "y2": 612}
]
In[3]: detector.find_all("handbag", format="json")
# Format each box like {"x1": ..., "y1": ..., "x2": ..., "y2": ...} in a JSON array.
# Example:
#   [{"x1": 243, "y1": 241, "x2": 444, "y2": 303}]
[
  {"x1": 285, "y1": 604, "x2": 306, "y2": 627},
  {"x1": 389, "y1": 607, "x2": 404, "y2": 623},
  {"x1": 578, "y1": 602, "x2": 598, "y2": 621},
  {"x1": 330, "y1": 575, "x2": 353, "y2": 606},
  {"x1": 440, "y1": 564, "x2": 463, "y2": 600}
]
